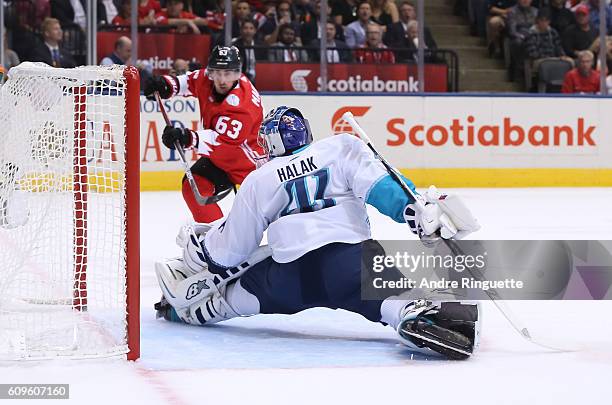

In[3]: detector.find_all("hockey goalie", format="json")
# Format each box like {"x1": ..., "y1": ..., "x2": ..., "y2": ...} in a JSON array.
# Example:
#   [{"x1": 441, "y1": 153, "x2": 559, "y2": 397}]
[{"x1": 155, "y1": 106, "x2": 481, "y2": 360}]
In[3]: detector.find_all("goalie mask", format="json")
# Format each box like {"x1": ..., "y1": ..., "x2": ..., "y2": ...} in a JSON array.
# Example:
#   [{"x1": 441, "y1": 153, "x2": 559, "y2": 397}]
[{"x1": 258, "y1": 106, "x2": 313, "y2": 158}]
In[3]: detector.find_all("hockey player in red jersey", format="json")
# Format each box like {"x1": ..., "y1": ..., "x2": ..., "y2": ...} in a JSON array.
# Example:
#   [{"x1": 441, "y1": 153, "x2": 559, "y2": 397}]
[{"x1": 144, "y1": 46, "x2": 265, "y2": 222}]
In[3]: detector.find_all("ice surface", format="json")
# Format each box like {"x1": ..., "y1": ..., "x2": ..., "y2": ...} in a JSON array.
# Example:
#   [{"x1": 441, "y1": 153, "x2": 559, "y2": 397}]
[{"x1": 2, "y1": 188, "x2": 612, "y2": 404}]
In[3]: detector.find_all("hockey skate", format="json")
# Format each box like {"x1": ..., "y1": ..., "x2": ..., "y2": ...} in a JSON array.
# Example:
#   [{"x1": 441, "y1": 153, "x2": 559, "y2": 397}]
[{"x1": 397, "y1": 300, "x2": 480, "y2": 360}]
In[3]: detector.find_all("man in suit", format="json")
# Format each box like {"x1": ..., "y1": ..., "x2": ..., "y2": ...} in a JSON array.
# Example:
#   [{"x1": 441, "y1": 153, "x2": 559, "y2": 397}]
[
  {"x1": 232, "y1": 19, "x2": 267, "y2": 83},
  {"x1": 268, "y1": 24, "x2": 309, "y2": 62},
  {"x1": 345, "y1": 1, "x2": 373, "y2": 48},
  {"x1": 309, "y1": 21, "x2": 352, "y2": 63},
  {"x1": 301, "y1": 0, "x2": 345, "y2": 45},
  {"x1": 29, "y1": 17, "x2": 77, "y2": 68},
  {"x1": 51, "y1": 0, "x2": 86, "y2": 29},
  {"x1": 100, "y1": 36, "x2": 131, "y2": 65},
  {"x1": 384, "y1": 1, "x2": 436, "y2": 49}
]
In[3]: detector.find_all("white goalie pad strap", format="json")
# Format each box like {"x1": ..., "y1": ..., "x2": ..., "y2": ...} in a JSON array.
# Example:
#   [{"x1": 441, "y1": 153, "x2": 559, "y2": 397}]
[
  {"x1": 187, "y1": 284, "x2": 241, "y2": 325},
  {"x1": 177, "y1": 223, "x2": 215, "y2": 273}
]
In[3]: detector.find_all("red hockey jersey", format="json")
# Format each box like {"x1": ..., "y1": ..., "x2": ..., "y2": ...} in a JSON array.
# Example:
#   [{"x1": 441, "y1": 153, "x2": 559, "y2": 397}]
[{"x1": 165, "y1": 71, "x2": 265, "y2": 184}]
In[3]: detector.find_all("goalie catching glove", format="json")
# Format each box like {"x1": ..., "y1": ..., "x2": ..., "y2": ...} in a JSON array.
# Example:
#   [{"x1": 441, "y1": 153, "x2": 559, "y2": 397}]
[{"x1": 404, "y1": 186, "x2": 480, "y2": 240}]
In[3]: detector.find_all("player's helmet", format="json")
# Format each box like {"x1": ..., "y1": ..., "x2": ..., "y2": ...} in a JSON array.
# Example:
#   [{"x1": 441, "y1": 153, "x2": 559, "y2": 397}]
[
  {"x1": 259, "y1": 106, "x2": 313, "y2": 157},
  {"x1": 207, "y1": 46, "x2": 242, "y2": 71}
]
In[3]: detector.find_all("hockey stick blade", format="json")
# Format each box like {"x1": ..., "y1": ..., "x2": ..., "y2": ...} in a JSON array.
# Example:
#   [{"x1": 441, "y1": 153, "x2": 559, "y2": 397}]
[{"x1": 155, "y1": 92, "x2": 229, "y2": 206}]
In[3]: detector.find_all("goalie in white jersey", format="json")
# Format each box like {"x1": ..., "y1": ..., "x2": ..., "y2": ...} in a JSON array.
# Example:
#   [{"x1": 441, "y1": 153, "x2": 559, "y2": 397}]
[{"x1": 155, "y1": 106, "x2": 481, "y2": 359}]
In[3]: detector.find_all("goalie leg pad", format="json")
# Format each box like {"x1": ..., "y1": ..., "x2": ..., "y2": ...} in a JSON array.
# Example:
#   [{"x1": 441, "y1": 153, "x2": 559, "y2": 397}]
[
  {"x1": 155, "y1": 245, "x2": 272, "y2": 310},
  {"x1": 155, "y1": 280, "x2": 258, "y2": 326}
]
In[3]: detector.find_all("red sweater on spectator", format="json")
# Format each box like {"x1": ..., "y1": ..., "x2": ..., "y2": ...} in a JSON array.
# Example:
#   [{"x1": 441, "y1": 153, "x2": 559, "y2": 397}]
[
  {"x1": 354, "y1": 46, "x2": 396, "y2": 64},
  {"x1": 139, "y1": 0, "x2": 161, "y2": 18},
  {"x1": 561, "y1": 68, "x2": 600, "y2": 94},
  {"x1": 203, "y1": 10, "x2": 225, "y2": 31},
  {"x1": 155, "y1": 10, "x2": 197, "y2": 25},
  {"x1": 112, "y1": 15, "x2": 130, "y2": 25}
]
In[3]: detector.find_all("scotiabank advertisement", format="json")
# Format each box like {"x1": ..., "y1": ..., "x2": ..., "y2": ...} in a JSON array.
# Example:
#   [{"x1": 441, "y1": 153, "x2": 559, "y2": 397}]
[
  {"x1": 139, "y1": 95, "x2": 612, "y2": 188},
  {"x1": 97, "y1": 32, "x2": 210, "y2": 74},
  {"x1": 263, "y1": 95, "x2": 610, "y2": 168},
  {"x1": 255, "y1": 63, "x2": 448, "y2": 92}
]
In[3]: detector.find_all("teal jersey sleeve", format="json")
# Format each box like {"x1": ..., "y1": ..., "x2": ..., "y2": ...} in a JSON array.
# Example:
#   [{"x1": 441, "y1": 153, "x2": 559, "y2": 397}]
[{"x1": 365, "y1": 174, "x2": 417, "y2": 223}]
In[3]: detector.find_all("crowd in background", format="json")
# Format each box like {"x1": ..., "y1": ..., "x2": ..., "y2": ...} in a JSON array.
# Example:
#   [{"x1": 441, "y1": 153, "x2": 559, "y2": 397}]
[
  {"x1": 2, "y1": 0, "x2": 611, "y2": 93},
  {"x1": 460, "y1": 0, "x2": 612, "y2": 92}
]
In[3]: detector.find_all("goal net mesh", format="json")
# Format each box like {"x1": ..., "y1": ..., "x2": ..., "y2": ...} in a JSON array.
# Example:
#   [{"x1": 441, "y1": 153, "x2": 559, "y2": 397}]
[{"x1": 0, "y1": 63, "x2": 131, "y2": 359}]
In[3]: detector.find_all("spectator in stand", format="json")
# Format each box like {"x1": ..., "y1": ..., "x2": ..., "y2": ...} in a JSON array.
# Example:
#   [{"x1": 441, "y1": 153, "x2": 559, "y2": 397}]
[
  {"x1": 232, "y1": 19, "x2": 267, "y2": 83},
  {"x1": 261, "y1": 1, "x2": 301, "y2": 44},
  {"x1": 331, "y1": 0, "x2": 359, "y2": 26},
  {"x1": 98, "y1": 0, "x2": 121, "y2": 24},
  {"x1": 309, "y1": 21, "x2": 352, "y2": 62},
  {"x1": 156, "y1": 0, "x2": 209, "y2": 34},
  {"x1": 195, "y1": 0, "x2": 225, "y2": 33},
  {"x1": 586, "y1": 0, "x2": 612, "y2": 34},
  {"x1": 507, "y1": 0, "x2": 537, "y2": 46},
  {"x1": 6, "y1": 0, "x2": 50, "y2": 62},
  {"x1": 3, "y1": 32, "x2": 20, "y2": 71},
  {"x1": 562, "y1": 50, "x2": 600, "y2": 93},
  {"x1": 268, "y1": 23, "x2": 309, "y2": 62},
  {"x1": 402, "y1": 19, "x2": 437, "y2": 61},
  {"x1": 292, "y1": 0, "x2": 315, "y2": 24},
  {"x1": 138, "y1": 0, "x2": 162, "y2": 25},
  {"x1": 301, "y1": 0, "x2": 345, "y2": 45},
  {"x1": 354, "y1": 22, "x2": 395, "y2": 63},
  {"x1": 29, "y1": 17, "x2": 76, "y2": 68},
  {"x1": 100, "y1": 36, "x2": 131, "y2": 66},
  {"x1": 230, "y1": 1, "x2": 255, "y2": 38},
  {"x1": 487, "y1": 0, "x2": 516, "y2": 57},
  {"x1": 370, "y1": 0, "x2": 398, "y2": 27},
  {"x1": 170, "y1": 58, "x2": 189, "y2": 76},
  {"x1": 525, "y1": 9, "x2": 573, "y2": 86},
  {"x1": 51, "y1": 0, "x2": 87, "y2": 30},
  {"x1": 112, "y1": 0, "x2": 131, "y2": 25},
  {"x1": 562, "y1": 5, "x2": 598, "y2": 59},
  {"x1": 549, "y1": 0, "x2": 575, "y2": 34},
  {"x1": 507, "y1": 0, "x2": 537, "y2": 79},
  {"x1": 385, "y1": 2, "x2": 436, "y2": 49},
  {"x1": 192, "y1": 0, "x2": 218, "y2": 17},
  {"x1": 588, "y1": 35, "x2": 612, "y2": 69},
  {"x1": 345, "y1": 1, "x2": 374, "y2": 48}
]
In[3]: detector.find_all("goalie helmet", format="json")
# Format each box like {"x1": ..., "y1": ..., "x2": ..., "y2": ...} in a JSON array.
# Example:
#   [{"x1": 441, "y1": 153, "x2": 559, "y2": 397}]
[
  {"x1": 258, "y1": 106, "x2": 313, "y2": 157},
  {"x1": 207, "y1": 46, "x2": 242, "y2": 71}
]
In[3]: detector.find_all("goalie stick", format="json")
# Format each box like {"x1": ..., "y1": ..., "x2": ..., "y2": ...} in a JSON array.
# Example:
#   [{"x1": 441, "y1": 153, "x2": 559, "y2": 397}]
[
  {"x1": 342, "y1": 111, "x2": 575, "y2": 353},
  {"x1": 154, "y1": 92, "x2": 232, "y2": 206}
]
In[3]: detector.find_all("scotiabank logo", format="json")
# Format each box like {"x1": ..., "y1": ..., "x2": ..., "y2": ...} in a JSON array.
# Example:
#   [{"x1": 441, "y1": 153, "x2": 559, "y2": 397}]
[
  {"x1": 290, "y1": 70, "x2": 311, "y2": 92},
  {"x1": 387, "y1": 116, "x2": 596, "y2": 147},
  {"x1": 331, "y1": 106, "x2": 371, "y2": 135}
]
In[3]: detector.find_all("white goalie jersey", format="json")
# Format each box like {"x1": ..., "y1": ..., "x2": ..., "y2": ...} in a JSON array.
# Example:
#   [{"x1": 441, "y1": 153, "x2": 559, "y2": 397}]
[{"x1": 203, "y1": 133, "x2": 413, "y2": 268}]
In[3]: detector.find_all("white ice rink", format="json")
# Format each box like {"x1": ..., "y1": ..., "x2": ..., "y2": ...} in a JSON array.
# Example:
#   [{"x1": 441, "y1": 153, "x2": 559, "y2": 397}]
[{"x1": 3, "y1": 188, "x2": 612, "y2": 405}]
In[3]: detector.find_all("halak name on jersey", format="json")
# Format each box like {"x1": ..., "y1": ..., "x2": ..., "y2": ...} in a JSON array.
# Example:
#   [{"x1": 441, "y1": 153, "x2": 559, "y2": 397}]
[{"x1": 276, "y1": 157, "x2": 318, "y2": 182}]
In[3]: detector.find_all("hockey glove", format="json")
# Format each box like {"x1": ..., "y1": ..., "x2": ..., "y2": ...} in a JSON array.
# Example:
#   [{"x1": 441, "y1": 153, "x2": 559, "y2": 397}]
[
  {"x1": 143, "y1": 75, "x2": 173, "y2": 100},
  {"x1": 403, "y1": 186, "x2": 480, "y2": 240},
  {"x1": 162, "y1": 126, "x2": 196, "y2": 150}
]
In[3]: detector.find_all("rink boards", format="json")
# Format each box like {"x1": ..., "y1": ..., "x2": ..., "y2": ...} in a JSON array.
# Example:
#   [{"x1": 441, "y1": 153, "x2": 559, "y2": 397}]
[{"x1": 138, "y1": 94, "x2": 612, "y2": 189}]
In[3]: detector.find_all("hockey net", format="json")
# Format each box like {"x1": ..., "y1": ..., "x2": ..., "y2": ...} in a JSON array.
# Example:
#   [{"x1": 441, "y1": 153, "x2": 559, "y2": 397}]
[{"x1": 0, "y1": 63, "x2": 140, "y2": 360}]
